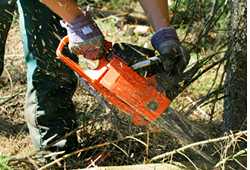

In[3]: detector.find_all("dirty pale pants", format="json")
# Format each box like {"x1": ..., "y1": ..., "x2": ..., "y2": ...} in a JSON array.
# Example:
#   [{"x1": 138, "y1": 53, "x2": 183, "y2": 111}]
[{"x1": 17, "y1": 0, "x2": 79, "y2": 153}]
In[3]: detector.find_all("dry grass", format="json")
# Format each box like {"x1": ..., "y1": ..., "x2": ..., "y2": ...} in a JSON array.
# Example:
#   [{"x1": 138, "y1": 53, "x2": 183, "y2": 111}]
[{"x1": 0, "y1": 23, "x2": 31, "y2": 158}]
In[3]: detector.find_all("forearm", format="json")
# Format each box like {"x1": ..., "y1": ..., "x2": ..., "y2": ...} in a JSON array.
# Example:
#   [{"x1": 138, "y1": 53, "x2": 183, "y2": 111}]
[
  {"x1": 139, "y1": 0, "x2": 171, "y2": 32},
  {"x1": 40, "y1": 0, "x2": 83, "y2": 22}
]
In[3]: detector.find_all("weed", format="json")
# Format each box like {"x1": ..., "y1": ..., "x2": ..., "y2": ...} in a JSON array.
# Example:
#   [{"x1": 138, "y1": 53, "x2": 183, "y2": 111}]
[{"x1": 0, "y1": 154, "x2": 11, "y2": 170}]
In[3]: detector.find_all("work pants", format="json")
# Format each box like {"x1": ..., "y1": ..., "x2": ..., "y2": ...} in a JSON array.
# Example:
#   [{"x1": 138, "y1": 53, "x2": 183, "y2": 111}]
[
  {"x1": 15, "y1": 0, "x2": 78, "y2": 153},
  {"x1": 0, "y1": 0, "x2": 15, "y2": 75}
]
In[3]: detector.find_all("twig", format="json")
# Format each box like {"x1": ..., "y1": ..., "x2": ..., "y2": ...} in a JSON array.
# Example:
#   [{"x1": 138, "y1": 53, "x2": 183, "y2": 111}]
[
  {"x1": 183, "y1": 43, "x2": 234, "y2": 116},
  {"x1": 200, "y1": 94, "x2": 229, "y2": 109},
  {"x1": 38, "y1": 129, "x2": 162, "y2": 170},
  {"x1": 127, "y1": 136, "x2": 147, "y2": 147},
  {"x1": 86, "y1": 154, "x2": 102, "y2": 169},
  {"x1": 214, "y1": 148, "x2": 247, "y2": 168},
  {"x1": 178, "y1": 151, "x2": 199, "y2": 170},
  {"x1": 190, "y1": 0, "x2": 229, "y2": 52},
  {"x1": 202, "y1": 0, "x2": 218, "y2": 46},
  {"x1": 182, "y1": 43, "x2": 228, "y2": 91},
  {"x1": 233, "y1": 158, "x2": 247, "y2": 170},
  {"x1": 209, "y1": 63, "x2": 226, "y2": 123},
  {"x1": 3, "y1": 67, "x2": 13, "y2": 97},
  {"x1": 180, "y1": 0, "x2": 198, "y2": 44},
  {"x1": 0, "y1": 88, "x2": 27, "y2": 107},
  {"x1": 29, "y1": 127, "x2": 79, "y2": 157},
  {"x1": 184, "y1": 53, "x2": 239, "y2": 117},
  {"x1": 4, "y1": 54, "x2": 24, "y2": 58},
  {"x1": 112, "y1": 143, "x2": 129, "y2": 157},
  {"x1": 186, "y1": 97, "x2": 208, "y2": 118},
  {"x1": 146, "y1": 130, "x2": 149, "y2": 162},
  {"x1": 43, "y1": 151, "x2": 65, "y2": 159},
  {"x1": 149, "y1": 130, "x2": 247, "y2": 163},
  {"x1": 26, "y1": 156, "x2": 39, "y2": 170}
]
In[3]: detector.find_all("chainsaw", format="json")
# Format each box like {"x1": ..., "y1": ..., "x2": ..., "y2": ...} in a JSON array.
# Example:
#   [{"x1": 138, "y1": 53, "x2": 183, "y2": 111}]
[
  {"x1": 56, "y1": 36, "x2": 199, "y2": 125},
  {"x1": 56, "y1": 36, "x2": 215, "y2": 163}
]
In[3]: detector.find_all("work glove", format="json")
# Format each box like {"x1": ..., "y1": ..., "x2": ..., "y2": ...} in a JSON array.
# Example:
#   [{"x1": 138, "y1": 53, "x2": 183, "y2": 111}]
[
  {"x1": 60, "y1": 6, "x2": 104, "y2": 60},
  {"x1": 151, "y1": 27, "x2": 190, "y2": 75}
]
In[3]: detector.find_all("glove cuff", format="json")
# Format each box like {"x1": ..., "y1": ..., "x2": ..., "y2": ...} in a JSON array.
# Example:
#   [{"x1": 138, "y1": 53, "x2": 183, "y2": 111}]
[
  {"x1": 151, "y1": 27, "x2": 180, "y2": 50},
  {"x1": 60, "y1": 6, "x2": 95, "y2": 31},
  {"x1": 60, "y1": 6, "x2": 103, "y2": 42}
]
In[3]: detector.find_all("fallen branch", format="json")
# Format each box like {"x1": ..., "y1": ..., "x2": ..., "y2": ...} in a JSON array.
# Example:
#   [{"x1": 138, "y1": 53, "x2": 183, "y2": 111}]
[
  {"x1": 79, "y1": 163, "x2": 186, "y2": 170},
  {"x1": 92, "y1": 9, "x2": 149, "y2": 25},
  {"x1": 149, "y1": 130, "x2": 247, "y2": 163}
]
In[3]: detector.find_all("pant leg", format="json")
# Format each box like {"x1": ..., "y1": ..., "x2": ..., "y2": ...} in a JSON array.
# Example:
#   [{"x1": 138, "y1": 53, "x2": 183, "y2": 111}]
[
  {"x1": 17, "y1": 0, "x2": 79, "y2": 153},
  {"x1": 0, "y1": 0, "x2": 16, "y2": 76}
]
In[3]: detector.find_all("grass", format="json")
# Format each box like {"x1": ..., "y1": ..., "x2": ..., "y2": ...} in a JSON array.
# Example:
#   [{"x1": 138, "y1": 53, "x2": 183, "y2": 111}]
[{"x1": 0, "y1": 154, "x2": 9, "y2": 170}]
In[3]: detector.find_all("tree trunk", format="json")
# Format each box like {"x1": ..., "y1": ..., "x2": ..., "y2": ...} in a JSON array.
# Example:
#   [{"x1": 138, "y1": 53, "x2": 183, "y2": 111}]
[{"x1": 222, "y1": 0, "x2": 247, "y2": 133}]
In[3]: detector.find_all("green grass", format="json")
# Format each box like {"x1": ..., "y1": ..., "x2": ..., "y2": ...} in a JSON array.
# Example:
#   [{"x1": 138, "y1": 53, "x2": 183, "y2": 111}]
[{"x1": 0, "y1": 154, "x2": 11, "y2": 170}]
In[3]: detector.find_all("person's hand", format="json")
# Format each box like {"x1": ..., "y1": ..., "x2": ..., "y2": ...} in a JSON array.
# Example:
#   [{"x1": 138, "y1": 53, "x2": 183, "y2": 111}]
[
  {"x1": 61, "y1": 6, "x2": 104, "y2": 60},
  {"x1": 151, "y1": 27, "x2": 190, "y2": 75}
]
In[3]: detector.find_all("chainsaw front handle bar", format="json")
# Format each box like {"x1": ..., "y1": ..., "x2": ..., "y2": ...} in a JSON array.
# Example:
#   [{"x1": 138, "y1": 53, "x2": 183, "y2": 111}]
[
  {"x1": 56, "y1": 36, "x2": 91, "y2": 81},
  {"x1": 56, "y1": 35, "x2": 111, "y2": 82},
  {"x1": 130, "y1": 53, "x2": 176, "y2": 70}
]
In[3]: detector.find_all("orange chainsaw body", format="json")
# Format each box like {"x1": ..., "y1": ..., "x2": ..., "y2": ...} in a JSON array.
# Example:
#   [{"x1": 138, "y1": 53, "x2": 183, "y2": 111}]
[{"x1": 56, "y1": 36, "x2": 170, "y2": 125}]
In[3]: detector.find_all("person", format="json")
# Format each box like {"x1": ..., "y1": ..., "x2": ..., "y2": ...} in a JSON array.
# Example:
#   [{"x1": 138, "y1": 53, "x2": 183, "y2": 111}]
[
  {"x1": 40, "y1": 0, "x2": 190, "y2": 75},
  {"x1": 1, "y1": 0, "x2": 189, "y2": 165},
  {"x1": 1, "y1": 0, "x2": 79, "y2": 156}
]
